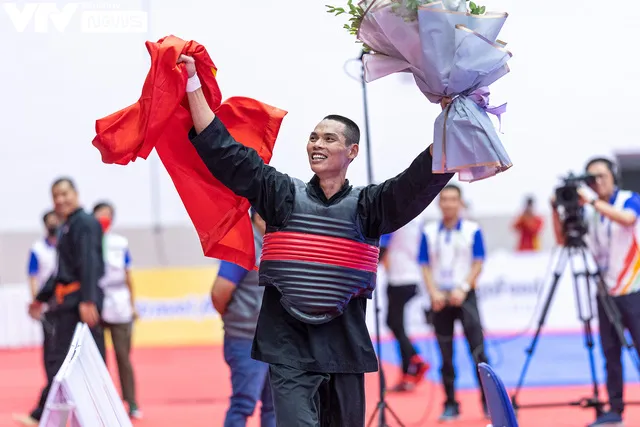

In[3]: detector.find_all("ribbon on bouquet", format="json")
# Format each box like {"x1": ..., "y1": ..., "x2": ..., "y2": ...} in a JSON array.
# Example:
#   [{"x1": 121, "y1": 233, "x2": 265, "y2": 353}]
[{"x1": 468, "y1": 87, "x2": 507, "y2": 133}]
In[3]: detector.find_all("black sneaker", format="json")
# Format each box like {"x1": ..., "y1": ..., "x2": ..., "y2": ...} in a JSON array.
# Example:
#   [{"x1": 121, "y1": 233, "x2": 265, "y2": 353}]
[{"x1": 438, "y1": 401, "x2": 460, "y2": 422}]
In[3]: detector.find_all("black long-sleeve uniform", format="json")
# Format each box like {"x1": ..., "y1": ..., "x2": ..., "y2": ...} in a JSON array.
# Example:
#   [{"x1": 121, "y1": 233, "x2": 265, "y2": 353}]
[
  {"x1": 30, "y1": 208, "x2": 106, "y2": 421},
  {"x1": 191, "y1": 117, "x2": 452, "y2": 426},
  {"x1": 36, "y1": 208, "x2": 105, "y2": 310}
]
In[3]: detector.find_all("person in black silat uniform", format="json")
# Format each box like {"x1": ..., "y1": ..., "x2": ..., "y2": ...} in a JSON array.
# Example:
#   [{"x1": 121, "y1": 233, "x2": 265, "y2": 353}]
[
  {"x1": 15, "y1": 177, "x2": 106, "y2": 426},
  {"x1": 177, "y1": 54, "x2": 454, "y2": 426}
]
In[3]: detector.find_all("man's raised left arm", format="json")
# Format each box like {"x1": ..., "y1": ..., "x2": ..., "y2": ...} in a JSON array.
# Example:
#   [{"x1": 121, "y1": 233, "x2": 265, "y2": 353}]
[{"x1": 359, "y1": 145, "x2": 454, "y2": 237}]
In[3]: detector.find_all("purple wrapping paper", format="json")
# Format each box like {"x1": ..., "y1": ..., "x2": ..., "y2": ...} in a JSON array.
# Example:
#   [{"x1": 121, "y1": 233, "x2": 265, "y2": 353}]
[{"x1": 356, "y1": 0, "x2": 513, "y2": 182}]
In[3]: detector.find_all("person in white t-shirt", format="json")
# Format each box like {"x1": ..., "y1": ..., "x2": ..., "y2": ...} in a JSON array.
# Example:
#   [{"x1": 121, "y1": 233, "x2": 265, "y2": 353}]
[
  {"x1": 93, "y1": 202, "x2": 142, "y2": 420},
  {"x1": 419, "y1": 184, "x2": 489, "y2": 421},
  {"x1": 382, "y1": 217, "x2": 430, "y2": 392},
  {"x1": 551, "y1": 157, "x2": 640, "y2": 427}
]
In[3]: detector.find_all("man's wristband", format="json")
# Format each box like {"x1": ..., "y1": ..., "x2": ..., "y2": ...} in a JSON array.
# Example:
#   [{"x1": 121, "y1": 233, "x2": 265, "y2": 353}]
[{"x1": 186, "y1": 74, "x2": 201, "y2": 93}]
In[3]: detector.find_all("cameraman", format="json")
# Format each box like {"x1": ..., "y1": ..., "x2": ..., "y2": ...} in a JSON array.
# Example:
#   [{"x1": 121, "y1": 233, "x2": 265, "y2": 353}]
[{"x1": 551, "y1": 157, "x2": 640, "y2": 427}]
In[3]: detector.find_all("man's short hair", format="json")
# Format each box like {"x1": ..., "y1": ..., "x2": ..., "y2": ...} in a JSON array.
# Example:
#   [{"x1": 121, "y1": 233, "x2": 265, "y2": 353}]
[
  {"x1": 323, "y1": 114, "x2": 360, "y2": 146},
  {"x1": 42, "y1": 210, "x2": 56, "y2": 224},
  {"x1": 93, "y1": 201, "x2": 115, "y2": 218},
  {"x1": 442, "y1": 184, "x2": 462, "y2": 197},
  {"x1": 51, "y1": 176, "x2": 76, "y2": 191}
]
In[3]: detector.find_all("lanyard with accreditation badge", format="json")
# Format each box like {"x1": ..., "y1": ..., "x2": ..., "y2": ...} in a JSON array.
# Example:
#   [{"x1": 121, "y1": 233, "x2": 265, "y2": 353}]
[
  {"x1": 592, "y1": 208, "x2": 611, "y2": 273},
  {"x1": 435, "y1": 228, "x2": 462, "y2": 288}
]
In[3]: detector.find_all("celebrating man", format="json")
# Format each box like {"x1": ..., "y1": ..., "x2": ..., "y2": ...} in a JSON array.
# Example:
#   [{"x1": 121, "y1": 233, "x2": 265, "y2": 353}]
[{"x1": 178, "y1": 54, "x2": 453, "y2": 426}]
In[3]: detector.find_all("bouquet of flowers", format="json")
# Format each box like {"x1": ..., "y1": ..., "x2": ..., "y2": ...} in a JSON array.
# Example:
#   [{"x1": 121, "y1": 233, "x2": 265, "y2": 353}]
[{"x1": 327, "y1": 0, "x2": 512, "y2": 182}]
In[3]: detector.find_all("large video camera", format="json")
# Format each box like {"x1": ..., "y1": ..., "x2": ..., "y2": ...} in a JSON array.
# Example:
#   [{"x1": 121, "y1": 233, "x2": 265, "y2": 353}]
[{"x1": 554, "y1": 172, "x2": 596, "y2": 245}]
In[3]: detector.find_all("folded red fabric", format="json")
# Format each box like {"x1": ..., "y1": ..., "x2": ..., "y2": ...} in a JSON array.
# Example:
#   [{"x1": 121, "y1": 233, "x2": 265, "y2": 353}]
[{"x1": 92, "y1": 35, "x2": 287, "y2": 270}]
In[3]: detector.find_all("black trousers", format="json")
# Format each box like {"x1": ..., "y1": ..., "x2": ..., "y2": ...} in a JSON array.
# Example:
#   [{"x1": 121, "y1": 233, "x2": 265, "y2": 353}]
[
  {"x1": 432, "y1": 290, "x2": 488, "y2": 404},
  {"x1": 268, "y1": 363, "x2": 365, "y2": 427},
  {"x1": 386, "y1": 284, "x2": 419, "y2": 373},
  {"x1": 598, "y1": 291, "x2": 640, "y2": 415},
  {"x1": 41, "y1": 312, "x2": 53, "y2": 379},
  {"x1": 30, "y1": 309, "x2": 106, "y2": 420}
]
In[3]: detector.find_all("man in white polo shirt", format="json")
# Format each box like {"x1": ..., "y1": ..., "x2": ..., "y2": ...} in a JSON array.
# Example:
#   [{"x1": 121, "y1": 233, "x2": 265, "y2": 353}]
[
  {"x1": 383, "y1": 216, "x2": 430, "y2": 392},
  {"x1": 419, "y1": 184, "x2": 488, "y2": 421},
  {"x1": 552, "y1": 157, "x2": 640, "y2": 427}
]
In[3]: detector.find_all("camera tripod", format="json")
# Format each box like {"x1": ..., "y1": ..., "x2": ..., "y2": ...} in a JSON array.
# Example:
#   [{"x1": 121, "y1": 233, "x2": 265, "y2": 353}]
[
  {"x1": 345, "y1": 49, "x2": 404, "y2": 427},
  {"x1": 511, "y1": 238, "x2": 640, "y2": 418},
  {"x1": 366, "y1": 286, "x2": 406, "y2": 427}
]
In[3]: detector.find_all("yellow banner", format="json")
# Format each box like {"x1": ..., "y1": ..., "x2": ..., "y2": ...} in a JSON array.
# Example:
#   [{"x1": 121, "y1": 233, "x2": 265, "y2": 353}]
[{"x1": 126, "y1": 266, "x2": 224, "y2": 347}]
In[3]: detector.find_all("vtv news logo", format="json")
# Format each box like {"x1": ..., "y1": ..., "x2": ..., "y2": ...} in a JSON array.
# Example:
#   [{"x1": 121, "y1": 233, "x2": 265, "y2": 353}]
[{"x1": 2, "y1": 2, "x2": 148, "y2": 33}]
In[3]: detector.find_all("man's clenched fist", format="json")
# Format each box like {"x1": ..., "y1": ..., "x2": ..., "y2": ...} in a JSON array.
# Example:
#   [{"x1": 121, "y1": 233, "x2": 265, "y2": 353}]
[{"x1": 177, "y1": 54, "x2": 196, "y2": 78}]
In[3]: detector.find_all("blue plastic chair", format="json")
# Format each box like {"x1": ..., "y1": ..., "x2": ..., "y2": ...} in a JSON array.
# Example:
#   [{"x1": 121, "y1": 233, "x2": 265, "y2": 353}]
[{"x1": 478, "y1": 363, "x2": 519, "y2": 427}]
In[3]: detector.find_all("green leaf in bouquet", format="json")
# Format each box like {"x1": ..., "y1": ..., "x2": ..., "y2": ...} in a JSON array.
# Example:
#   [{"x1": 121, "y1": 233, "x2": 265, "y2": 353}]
[
  {"x1": 478, "y1": 5, "x2": 486, "y2": 14},
  {"x1": 469, "y1": 1, "x2": 477, "y2": 10},
  {"x1": 326, "y1": 0, "x2": 373, "y2": 52}
]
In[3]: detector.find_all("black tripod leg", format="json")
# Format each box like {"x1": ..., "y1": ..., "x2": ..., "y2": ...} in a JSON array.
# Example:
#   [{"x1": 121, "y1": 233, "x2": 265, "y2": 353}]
[
  {"x1": 383, "y1": 404, "x2": 405, "y2": 427},
  {"x1": 366, "y1": 286, "x2": 405, "y2": 427},
  {"x1": 571, "y1": 250, "x2": 604, "y2": 418},
  {"x1": 511, "y1": 247, "x2": 568, "y2": 408},
  {"x1": 366, "y1": 404, "x2": 381, "y2": 427}
]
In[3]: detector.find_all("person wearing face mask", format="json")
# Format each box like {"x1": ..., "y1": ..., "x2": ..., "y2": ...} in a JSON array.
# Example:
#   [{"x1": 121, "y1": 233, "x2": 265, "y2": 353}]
[
  {"x1": 419, "y1": 184, "x2": 489, "y2": 421},
  {"x1": 16, "y1": 177, "x2": 105, "y2": 426},
  {"x1": 27, "y1": 211, "x2": 59, "y2": 300},
  {"x1": 12, "y1": 211, "x2": 60, "y2": 425},
  {"x1": 92, "y1": 201, "x2": 142, "y2": 420},
  {"x1": 551, "y1": 157, "x2": 640, "y2": 427}
]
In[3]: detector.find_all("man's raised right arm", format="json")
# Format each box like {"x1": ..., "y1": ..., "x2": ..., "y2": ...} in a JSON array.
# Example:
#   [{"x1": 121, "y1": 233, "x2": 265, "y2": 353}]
[{"x1": 182, "y1": 56, "x2": 293, "y2": 225}]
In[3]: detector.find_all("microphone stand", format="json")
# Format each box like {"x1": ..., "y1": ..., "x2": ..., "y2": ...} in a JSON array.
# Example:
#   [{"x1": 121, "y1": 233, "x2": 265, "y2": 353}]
[{"x1": 358, "y1": 49, "x2": 405, "y2": 427}]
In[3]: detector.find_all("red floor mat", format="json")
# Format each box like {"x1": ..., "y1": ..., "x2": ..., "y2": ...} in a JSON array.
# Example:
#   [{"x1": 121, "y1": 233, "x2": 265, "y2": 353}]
[{"x1": 1, "y1": 346, "x2": 639, "y2": 426}]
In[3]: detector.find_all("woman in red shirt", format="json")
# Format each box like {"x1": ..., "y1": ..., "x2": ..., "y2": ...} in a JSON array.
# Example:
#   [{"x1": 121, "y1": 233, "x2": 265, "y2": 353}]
[{"x1": 513, "y1": 196, "x2": 544, "y2": 251}]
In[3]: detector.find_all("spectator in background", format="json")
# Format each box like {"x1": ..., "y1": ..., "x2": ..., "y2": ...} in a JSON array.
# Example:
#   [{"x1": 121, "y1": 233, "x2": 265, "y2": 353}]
[
  {"x1": 513, "y1": 196, "x2": 544, "y2": 251},
  {"x1": 93, "y1": 202, "x2": 142, "y2": 420},
  {"x1": 16, "y1": 211, "x2": 59, "y2": 425},
  {"x1": 17, "y1": 177, "x2": 105, "y2": 426},
  {"x1": 27, "y1": 211, "x2": 59, "y2": 300},
  {"x1": 420, "y1": 184, "x2": 489, "y2": 421},
  {"x1": 382, "y1": 218, "x2": 430, "y2": 392},
  {"x1": 211, "y1": 209, "x2": 274, "y2": 427},
  {"x1": 551, "y1": 157, "x2": 640, "y2": 427}
]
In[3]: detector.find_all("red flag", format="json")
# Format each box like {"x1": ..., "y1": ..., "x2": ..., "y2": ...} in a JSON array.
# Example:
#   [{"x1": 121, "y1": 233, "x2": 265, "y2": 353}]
[{"x1": 92, "y1": 35, "x2": 287, "y2": 270}]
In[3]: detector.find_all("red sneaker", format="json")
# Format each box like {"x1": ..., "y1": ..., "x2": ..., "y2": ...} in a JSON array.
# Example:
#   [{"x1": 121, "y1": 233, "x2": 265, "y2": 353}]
[{"x1": 407, "y1": 355, "x2": 430, "y2": 385}]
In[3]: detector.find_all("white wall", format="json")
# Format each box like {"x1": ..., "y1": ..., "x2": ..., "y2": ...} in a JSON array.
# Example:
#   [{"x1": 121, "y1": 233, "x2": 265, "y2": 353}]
[{"x1": 2, "y1": 0, "x2": 639, "y2": 232}]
